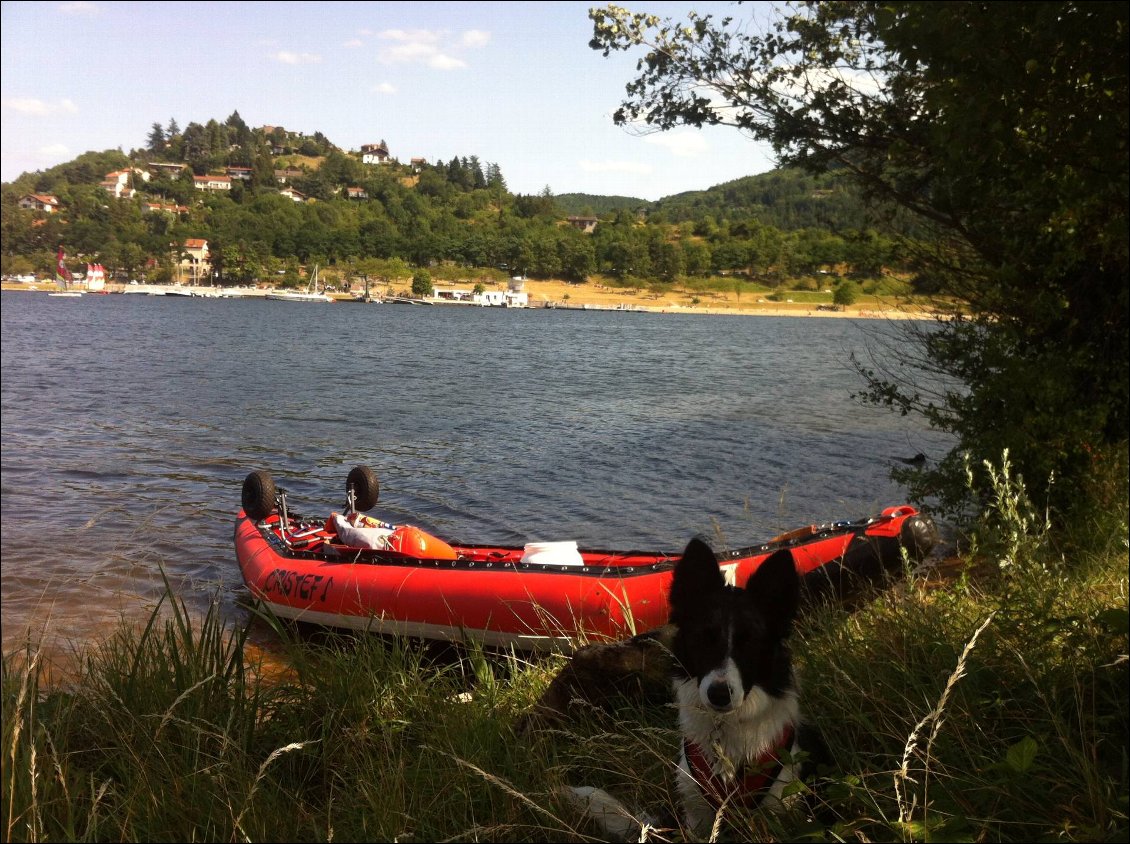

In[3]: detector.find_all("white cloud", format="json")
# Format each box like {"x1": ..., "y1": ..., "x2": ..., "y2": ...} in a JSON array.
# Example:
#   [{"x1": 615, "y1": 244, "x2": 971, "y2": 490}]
[
  {"x1": 379, "y1": 28, "x2": 441, "y2": 45},
  {"x1": 37, "y1": 143, "x2": 71, "y2": 161},
  {"x1": 372, "y1": 82, "x2": 396, "y2": 94},
  {"x1": 461, "y1": 29, "x2": 491, "y2": 48},
  {"x1": 2, "y1": 97, "x2": 78, "y2": 116},
  {"x1": 643, "y1": 131, "x2": 710, "y2": 157},
  {"x1": 579, "y1": 159, "x2": 653, "y2": 175},
  {"x1": 384, "y1": 41, "x2": 437, "y2": 63},
  {"x1": 428, "y1": 54, "x2": 466, "y2": 70},
  {"x1": 274, "y1": 50, "x2": 322, "y2": 65},
  {"x1": 59, "y1": 2, "x2": 100, "y2": 16},
  {"x1": 376, "y1": 27, "x2": 482, "y2": 70}
]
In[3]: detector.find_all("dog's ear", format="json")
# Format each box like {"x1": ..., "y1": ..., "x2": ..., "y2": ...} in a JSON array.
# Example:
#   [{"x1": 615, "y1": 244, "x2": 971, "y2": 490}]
[
  {"x1": 745, "y1": 548, "x2": 800, "y2": 633},
  {"x1": 669, "y1": 536, "x2": 726, "y2": 621}
]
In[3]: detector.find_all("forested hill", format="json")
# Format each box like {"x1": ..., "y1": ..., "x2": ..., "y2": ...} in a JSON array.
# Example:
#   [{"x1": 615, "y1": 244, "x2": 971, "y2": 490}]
[
  {"x1": 652, "y1": 169, "x2": 882, "y2": 231},
  {"x1": 559, "y1": 171, "x2": 914, "y2": 236},
  {"x1": 554, "y1": 193, "x2": 651, "y2": 217},
  {"x1": 1, "y1": 114, "x2": 920, "y2": 286},
  {"x1": 556, "y1": 171, "x2": 887, "y2": 233}
]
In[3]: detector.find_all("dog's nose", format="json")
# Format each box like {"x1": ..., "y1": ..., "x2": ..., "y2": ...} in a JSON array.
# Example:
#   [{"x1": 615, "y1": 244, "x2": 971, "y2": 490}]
[{"x1": 706, "y1": 681, "x2": 732, "y2": 709}]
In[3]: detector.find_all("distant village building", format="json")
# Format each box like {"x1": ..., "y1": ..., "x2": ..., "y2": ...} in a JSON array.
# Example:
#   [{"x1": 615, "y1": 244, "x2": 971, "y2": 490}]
[
  {"x1": 274, "y1": 168, "x2": 304, "y2": 185},
  {"x1": 226, "y1": 166, "x2": 254, "y2": 181},
  {"x1": 193, "y1": 174, "x2": 232, "y2": 192},
  {"x1": 142, "y1": 202, "x2": 189, "y2": 215},
  {"x1": 178, "y1": 238, "x2": 211, "y2": 283},
  {"x1": 147, "y1": 161, "x2": 187, "y2": 178},
  {"x1": 471, "y1": 288, "x2": 529, "y2": 308},
  {"x1": 261, "y1": 125, "x2": 289, "y2": 155},
  {"x1": 430, "y1": 282, "x2": 528, "y2": 308},
  {"x1": 410, "y1": 157, "x2": 427, "y2": 172},
  {"x1": 566, "y1": 215, "x2": 599, "y2": 234},
  {"x1": 360, "y1": 142, "x2": 390, "y2": 165},
  {"x1": 345, "y1": 186, "x2": 368, "y2": 200},
  {"x1": 279, "y1": 186, "x2": 308, "y2": 203},
  {"x1": 101, "y1": 168, "x2": 150, "y2": 199},
  {"x1": 18, "y1": 194, "x2": 61, "y2": 213}
]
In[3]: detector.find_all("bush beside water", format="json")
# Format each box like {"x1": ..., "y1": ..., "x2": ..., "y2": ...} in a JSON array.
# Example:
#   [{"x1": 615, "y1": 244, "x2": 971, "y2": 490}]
[{"x1": 4, "y1": 459, "x2": 1127, "y2": 842}]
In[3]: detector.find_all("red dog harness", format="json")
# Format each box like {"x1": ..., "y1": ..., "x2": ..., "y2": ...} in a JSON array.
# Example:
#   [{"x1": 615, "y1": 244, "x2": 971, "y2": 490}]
[{"x1": 683, "y1": 725, "x2": 795, "y2": 810}]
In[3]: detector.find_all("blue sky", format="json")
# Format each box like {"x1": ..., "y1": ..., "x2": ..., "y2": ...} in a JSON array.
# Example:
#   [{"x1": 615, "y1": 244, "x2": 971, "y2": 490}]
[{"x1": 1, "y1": 1, "x2": 780, "y2": 200}]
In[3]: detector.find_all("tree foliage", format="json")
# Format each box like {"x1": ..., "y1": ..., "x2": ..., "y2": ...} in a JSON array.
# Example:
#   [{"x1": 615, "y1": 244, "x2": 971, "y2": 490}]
[
  {"x1": 411, "y1": 270, "x2": 433, "y2": 297},
  {"x1": 591, "y1": 0, "x2": 1129, "y2": 523}
]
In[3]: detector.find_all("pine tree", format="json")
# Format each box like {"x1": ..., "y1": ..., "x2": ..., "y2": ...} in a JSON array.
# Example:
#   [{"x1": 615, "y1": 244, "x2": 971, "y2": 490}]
[{"x1": 147, "y1": 122, "x2": 166, "y2": 153}]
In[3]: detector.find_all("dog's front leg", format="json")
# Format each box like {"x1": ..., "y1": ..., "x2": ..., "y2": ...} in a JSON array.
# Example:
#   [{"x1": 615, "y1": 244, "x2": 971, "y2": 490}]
[{"x1": 560, "y1": 786, "x2": 656, "y2": 842}]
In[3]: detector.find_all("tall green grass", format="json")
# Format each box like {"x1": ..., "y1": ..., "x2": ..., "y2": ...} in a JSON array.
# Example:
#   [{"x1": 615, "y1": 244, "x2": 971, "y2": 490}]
[{"x1": 4, "y1": 457, "x2": 1127, "y2": 842}]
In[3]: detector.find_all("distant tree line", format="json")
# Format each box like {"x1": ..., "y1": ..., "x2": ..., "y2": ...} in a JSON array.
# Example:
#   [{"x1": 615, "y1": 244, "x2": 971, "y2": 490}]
[{"x1": 1, "y1": 114, "x2": 920, "y2": 289}]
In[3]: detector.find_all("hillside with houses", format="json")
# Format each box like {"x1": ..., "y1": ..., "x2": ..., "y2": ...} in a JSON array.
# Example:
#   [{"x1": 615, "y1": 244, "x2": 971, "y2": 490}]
[{"x1": 1, "y1": 111, "x2": 918, "y2": 296}]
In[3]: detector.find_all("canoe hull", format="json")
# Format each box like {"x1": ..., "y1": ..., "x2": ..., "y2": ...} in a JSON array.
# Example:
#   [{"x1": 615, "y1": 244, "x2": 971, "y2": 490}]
[{"x1": 234, "y1": 506, "x2": 937, "y2": 651}]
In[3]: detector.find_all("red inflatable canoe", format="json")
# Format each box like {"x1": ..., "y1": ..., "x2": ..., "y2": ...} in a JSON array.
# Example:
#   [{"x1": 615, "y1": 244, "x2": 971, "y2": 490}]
[{"x1": 234, "y1": 467, "x2": 938, "y2": 651}]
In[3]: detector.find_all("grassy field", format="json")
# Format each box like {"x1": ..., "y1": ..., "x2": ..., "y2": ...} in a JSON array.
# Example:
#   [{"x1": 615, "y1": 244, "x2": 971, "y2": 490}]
[{"x1": 3, "y1": 460, "x2": 1126, "y2": 842}]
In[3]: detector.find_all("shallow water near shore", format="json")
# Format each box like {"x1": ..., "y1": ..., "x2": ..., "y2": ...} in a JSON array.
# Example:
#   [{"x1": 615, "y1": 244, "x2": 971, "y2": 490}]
[{"x1": 0, "y1": 291, "x2": 953, "y2": 657}]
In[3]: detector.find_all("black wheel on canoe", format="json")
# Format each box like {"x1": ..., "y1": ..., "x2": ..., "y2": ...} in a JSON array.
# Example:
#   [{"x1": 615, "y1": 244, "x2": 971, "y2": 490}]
[
  {"x1": 242, "y1": 470, "x2": 277, "y2": 521},
  {"x1": 347, "y1": 465, "x2": 380, "y2": 511}
]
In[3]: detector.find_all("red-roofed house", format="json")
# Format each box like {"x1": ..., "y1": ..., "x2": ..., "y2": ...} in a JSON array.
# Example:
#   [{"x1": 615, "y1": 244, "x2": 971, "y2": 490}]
[
  {"x1": 183, "y1": 238, "x2": 209, "y2": 261},
  {"x1": 102, "y1": 170, "x2": 136, "y2": 199},
  {"x1": 101, "y1": 168, "x2": 151, "y2": 198},
  {"x1": 18, "y1": 194, "x2": 61, "y2": 213},
  {"x1": 179, "y1": 238, "x2": 211, "y2": 283},
  {"x1": 193, "y1": 174, "x2": 232, "y2": 192},
  {"x1": 345, "y1": 186, "x2": 369, "y2": 200}
]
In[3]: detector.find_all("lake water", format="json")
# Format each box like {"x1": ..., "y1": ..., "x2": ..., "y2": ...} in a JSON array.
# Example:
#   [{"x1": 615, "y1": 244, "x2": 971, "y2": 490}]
[{"x1": 0, "y1": 291, "x2": 952, "y2": 656}]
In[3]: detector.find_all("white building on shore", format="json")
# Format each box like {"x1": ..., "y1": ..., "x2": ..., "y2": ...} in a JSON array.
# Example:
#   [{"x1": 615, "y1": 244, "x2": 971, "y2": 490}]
[{"x1": 431, "y1": 277, "x2": 528, "y2": 307}]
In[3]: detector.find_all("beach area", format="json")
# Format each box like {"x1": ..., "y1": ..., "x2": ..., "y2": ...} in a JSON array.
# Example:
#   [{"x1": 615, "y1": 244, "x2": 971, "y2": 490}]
[
  {"x1": 501, "y1": 278, "x2": 941, "y2": 319},
  {"x1": 1, "y1": 277, "x2": 944, "y2": 320}
]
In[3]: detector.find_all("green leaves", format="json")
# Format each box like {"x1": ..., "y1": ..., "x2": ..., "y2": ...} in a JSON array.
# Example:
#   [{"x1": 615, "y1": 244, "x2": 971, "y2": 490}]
[
  {"x1": 590, "y1": 0, "x2": 1130, "y2": 523},
  {"x1": 1003, "y1": 736, "x2": 1039, "y2": 775}
]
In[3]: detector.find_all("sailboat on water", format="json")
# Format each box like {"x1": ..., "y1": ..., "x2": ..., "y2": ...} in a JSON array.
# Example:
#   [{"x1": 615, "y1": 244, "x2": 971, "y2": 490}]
[
  {"x1": 47, "y1": 245, "x2": 83, "y2": 297},
  {"x1": 265, "y1": 264, "x2": 333, "y2": 302},
  {"x1": 84, "y1": 262, "x2": 107, "y2": 292}
]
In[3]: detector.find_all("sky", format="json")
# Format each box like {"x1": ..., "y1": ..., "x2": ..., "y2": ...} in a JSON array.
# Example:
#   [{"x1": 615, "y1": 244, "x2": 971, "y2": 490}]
[{"x1": 0, "y1": 0, "x2": 781, "y2": 201}]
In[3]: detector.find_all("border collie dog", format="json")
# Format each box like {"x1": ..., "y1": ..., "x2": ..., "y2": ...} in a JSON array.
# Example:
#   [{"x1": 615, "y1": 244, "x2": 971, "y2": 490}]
[{"x1": 568, "y1": 537, "x2": 821, "y2": 840}]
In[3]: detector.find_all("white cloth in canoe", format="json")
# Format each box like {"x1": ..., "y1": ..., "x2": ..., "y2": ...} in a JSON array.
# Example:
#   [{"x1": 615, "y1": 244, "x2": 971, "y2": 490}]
[{"x1": 331, "y1": 512, "x2": 395, "y2": 549}]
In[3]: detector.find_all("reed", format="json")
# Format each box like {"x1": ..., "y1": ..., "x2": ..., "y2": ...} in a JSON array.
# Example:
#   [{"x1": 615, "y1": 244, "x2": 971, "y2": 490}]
[{"x1": 3, "y1": 462, "x2": 1126, "y2": 842}]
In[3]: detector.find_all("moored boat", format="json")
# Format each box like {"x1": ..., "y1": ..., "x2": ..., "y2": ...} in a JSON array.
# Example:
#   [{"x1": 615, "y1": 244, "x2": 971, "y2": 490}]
[
  {"x1": 265, "y1": 264, "x2": 333, "y2": 302},
  {"x1": 235, "y1": 466, "x2": 938, "y2": 651}
]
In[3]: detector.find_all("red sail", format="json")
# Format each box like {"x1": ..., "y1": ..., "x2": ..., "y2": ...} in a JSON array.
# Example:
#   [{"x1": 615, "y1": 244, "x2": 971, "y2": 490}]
[{"x1": 55, "y1": 246, "x2": 69, "y2": 286}]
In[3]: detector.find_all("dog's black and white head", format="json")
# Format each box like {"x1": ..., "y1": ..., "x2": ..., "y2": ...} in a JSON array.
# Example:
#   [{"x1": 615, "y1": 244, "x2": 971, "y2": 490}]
[
  {"x1": 667, "y1": 538, "x2": 807, "y2": 834},
  {"x1": 669, "y1": 538, "x2": 800, "y2": 717},
  {"x1": 565, "y1": 539, "x2": 815, "y2": 840}
]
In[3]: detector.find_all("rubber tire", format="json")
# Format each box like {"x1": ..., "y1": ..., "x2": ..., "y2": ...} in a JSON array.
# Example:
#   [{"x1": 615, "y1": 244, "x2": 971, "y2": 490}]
[
  {"x1": 347, "y1": 465, "x2": 380, "y2": 511},
  {"x1": 242, "y1": 470, "x2": 277, "y2": 521}
]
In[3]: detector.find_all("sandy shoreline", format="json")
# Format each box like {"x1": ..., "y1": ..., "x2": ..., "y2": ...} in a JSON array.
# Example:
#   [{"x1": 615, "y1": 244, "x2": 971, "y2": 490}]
[
  {"x1": 507, "y1": 278, "x2": 942, "y2": 319},
  {"x1": 1, "y1": 279, "x2": 943, "y2": 320}
]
